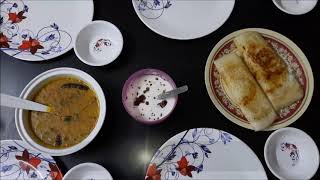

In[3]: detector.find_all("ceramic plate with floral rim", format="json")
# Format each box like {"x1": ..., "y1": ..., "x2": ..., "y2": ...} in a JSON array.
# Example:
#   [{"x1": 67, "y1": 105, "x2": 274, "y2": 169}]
[
  {"x1": 204, "y1": 28, "x2": 314, "y2": 131},
  {"x1": 0, "y1": 0, "x2": 93, "y2": 61},
  {"x1": 145, "y1": 128, "x2": 267, "y2": 180},
  {"x1": 0, "y1": 140, "x2": 62, "y2": 180},
  {"x1": 132, "y1": 0, "x2": 235, "y2": 40}
]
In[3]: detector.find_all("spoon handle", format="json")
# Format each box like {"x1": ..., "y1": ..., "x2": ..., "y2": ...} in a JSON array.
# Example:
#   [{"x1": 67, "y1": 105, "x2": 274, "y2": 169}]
[
  {"x1": 0, "y1": 94, "x2": 50, "y2": 112},
  {"x1": 157, "y1": 85, "x2": 188, "y2": 100}
]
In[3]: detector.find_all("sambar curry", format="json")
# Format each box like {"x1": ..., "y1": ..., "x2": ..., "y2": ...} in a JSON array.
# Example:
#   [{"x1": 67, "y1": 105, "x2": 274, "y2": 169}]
[{"x1": 30, "y1": 77, "x2": 99, "y2": 148}]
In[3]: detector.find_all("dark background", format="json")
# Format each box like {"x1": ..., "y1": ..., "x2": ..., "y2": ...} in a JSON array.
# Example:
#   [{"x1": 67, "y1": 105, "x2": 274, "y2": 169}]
[{"x1": 1, "y1": 0, "x2": 319, "y2": 179}]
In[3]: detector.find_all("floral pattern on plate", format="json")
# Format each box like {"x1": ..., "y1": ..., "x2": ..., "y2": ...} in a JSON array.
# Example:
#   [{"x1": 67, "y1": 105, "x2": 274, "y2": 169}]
[
  {"x1": 280, "y1": 142, "x2": 299, "y2": 166},
  {"x1": 0, "y1": 0, "x2": 72, "y2": 60},
  {"x1": 136, "y1": 0, "x2": 172, "y2": 19},
  {"x1": 93, "y1": 38, "x2": 112, "y2": 53},
  {"x1": 209, "y1": 34, "x2": 307, "y2": 125},
  {"x1": 0, "y1": 140, "x2": 62, "y2": 180},
  {"x1": 145, "y1": 128, "x2": 232, "y2": 180}
]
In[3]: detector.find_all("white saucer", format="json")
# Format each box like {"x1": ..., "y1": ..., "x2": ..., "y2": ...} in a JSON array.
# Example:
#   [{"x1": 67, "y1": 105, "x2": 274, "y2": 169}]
[
  {"x1": 63, "y1": 163, "x2": 113, "y2": 180},
  {"x1": 264, "y1": 127, "x2": 319, "y2": 179},
  {"x1": 273, "y1": 0, "x2": 318, "y2": 15},
  {"x1": 74, "y1": 21, "x2": 123, "y2": 66}
]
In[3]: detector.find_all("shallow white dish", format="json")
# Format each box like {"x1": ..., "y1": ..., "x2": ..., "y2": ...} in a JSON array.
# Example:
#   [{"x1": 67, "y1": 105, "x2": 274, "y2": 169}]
[
  {"x1": 132, "y1": 0, "x2": 235, "y2": 40},
  {"x1": 0, "y1": 140, "x2": 62, "y2": 180},
  {"x1": 273, "y1": 0, "x2": 318, "y2": 15},
  {"x1": 0, "y1": 0, "x2": 93, "y2": 61},
  {"x1": 63, "y1": 163, "x2": 113, "y2": 180},
  {"x1": 146, "y1": 128, "x2": 267, "y2": 180},
  {"x1": 15, "y1": 68, "x2": 106, "y2": 156},
  {"x1": 264, "y1": 127, "x2": 319, "y2": 179},
  {"x1": 74, "y1": 21, "x2": 123, "y2": 66}
]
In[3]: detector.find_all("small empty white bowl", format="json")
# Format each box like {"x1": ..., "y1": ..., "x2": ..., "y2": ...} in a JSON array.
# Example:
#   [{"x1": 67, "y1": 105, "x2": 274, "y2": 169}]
[
  {"x1": 74, "y1": 20, "x2": 123, "y2": 66},
  {"x1": 63, "y1": 163, "x2": 113, "y2": 180},
  {"x1": 264, "y1": 127, "x2": 319, "y2": 179},
  {"x1": 273, "y1": 0, "x2": 318, "y2": 15}
]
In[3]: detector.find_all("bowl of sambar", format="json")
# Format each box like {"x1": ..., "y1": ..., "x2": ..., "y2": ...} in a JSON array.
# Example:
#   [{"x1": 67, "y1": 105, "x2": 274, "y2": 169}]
[{"x1": 15, "y1": 68, "x2": 106, "y2": 156}]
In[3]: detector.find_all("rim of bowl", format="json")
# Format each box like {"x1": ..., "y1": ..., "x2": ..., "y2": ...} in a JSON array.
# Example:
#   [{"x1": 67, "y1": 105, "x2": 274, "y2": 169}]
[
  {"x1": 74, "y1": 20, "x2": 124, "y2": 66},
  {"x1": 264, "y1": 127, "x2": 320, "y2": 179},
  {"x1": 15, "y1": 67, "x2": 106, "y2": 156},
  {"x1": 63, "y1": 163, "x2": 113, "y2": 180},
  {"x1": 121, "y1": 68, "x2": 178, "y2": 125},
  {"x1": 272, "y1": 0, "x2": 318, "y2": 15}
]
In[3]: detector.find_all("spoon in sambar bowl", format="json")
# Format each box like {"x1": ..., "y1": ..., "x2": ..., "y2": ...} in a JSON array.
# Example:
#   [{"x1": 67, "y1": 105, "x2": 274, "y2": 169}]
[{"x1": 0, "y1": 93, "x2": 50, "y2": 112}]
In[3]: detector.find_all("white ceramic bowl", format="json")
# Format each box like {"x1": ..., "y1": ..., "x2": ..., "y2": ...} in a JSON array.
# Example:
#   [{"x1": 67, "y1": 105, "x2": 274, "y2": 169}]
[
  {"x1": 74, "y1": 20, "x2": 124, "y2": 66},
  {"x1": 264, "y1": 127, "x2": 319, "y2": 179},
  {"x1": 63, "y1": 163, "x2": 113, "y2": 180},
  {"x1": 15, "y1": 68, "x2": 106, "y2": 156},
  {"x1": 273, "y1": 0, "x2": 318, "y2": 15}
]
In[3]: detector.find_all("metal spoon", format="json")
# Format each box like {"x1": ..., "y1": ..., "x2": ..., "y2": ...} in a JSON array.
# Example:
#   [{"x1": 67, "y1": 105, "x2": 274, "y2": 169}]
[
  {"x1": 0, "y1": 93, "x2": 50, "y2": 112},
  {"x1": 157, "y1": 85, "x2": 188, "y2": 100}
]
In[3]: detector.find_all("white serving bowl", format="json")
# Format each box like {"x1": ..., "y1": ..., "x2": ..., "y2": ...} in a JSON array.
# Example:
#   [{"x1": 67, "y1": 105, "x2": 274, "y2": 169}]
[
  {"x1": 63, "y1": 163, "x2": 113, "y2": 180},
  {"x1": 74, "y1": 20, "x2": 123, "y2": 66},
  {"x1": 273, "y1": 0, "x2": 318, "y2": 15},
  {"x1": 264, "y1": 127, "x2": 319, "y2": 179},
  {"x1": 15, "y1": 68, "x2": 106, "y2": 156}
]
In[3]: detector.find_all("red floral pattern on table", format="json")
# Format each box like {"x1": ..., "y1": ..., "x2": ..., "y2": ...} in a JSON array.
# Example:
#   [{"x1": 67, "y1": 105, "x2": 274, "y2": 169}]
[
  {"x1": 8, "y1": 11, "x2": 26, "y2": 24},
  {"x1": 18, "y1": 38, "x2": 44, "y2": 54},
  {"x1": 176, "y1": 156, "x2": 196, "y2": 177},
  {"x1": 15, "y1": 149, "x2": 41, "y2": 174},
  {"x1": 146, "y1": 163, "x2": 161, "y2": 180},
  {"x1": 209, "y1": 35, "x2": 307, "y2": 125},
  {"x1": 0, "y1": 33, "x2": 10, "y2": 48}
]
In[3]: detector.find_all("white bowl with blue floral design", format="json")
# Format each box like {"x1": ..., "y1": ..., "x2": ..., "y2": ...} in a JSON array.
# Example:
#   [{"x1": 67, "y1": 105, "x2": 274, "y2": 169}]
[
  {"x1": 74, "y1": 20, "x2": 123, "y2": 66},
  {"x1": 264, "y1": 127, "x2": 319, "y2": 179}
]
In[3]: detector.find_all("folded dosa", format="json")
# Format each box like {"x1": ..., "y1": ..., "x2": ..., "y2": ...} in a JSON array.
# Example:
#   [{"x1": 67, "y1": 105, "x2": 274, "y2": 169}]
[
  {"x1": 214, "y1": 53, "x2": 277, "y2": 131},
  {"x1": 234, "y1": 31, "x2": 303, "y2": 112}
]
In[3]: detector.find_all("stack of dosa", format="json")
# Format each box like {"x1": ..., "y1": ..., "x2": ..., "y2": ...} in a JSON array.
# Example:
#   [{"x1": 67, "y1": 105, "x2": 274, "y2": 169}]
[{"x1": 214, "y1": 31, "x2": 303, "y2": 131}]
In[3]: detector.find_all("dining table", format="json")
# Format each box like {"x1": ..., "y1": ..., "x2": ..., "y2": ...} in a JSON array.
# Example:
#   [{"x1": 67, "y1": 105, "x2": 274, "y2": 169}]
[{"x1": 0, "y1": 0, "x2": 319, "y2": 179}]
